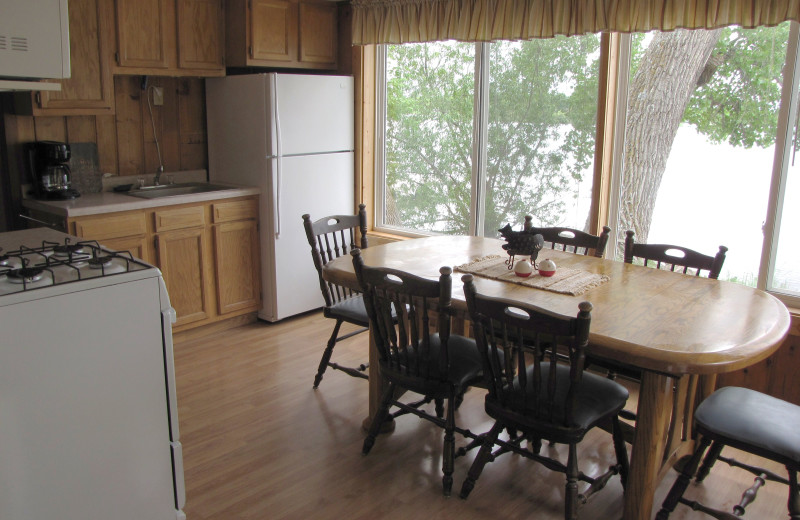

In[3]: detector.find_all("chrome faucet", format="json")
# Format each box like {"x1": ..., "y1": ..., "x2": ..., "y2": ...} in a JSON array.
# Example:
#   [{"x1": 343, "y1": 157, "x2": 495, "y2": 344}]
[{"x1": 153, "y1": 165, "x2": 164, "y2": 186}]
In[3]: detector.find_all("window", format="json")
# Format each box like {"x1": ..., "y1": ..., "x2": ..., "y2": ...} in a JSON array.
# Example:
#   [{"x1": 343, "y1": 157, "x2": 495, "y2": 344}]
[
  {"x1": 375, "y1": 23, "x2": 800, "y2": 307},
  {"x1": 610, "y1": 23, "x2": 800, "y2": 306},
  {"x1": 376, "y1": 35, "x2": 601, "y2": 237}
]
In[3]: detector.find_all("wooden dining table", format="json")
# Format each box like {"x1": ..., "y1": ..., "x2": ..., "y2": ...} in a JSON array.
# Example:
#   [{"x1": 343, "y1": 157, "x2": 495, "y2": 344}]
[{"x1": 321, "y1": 235, "x2": 790, "y2": 520}]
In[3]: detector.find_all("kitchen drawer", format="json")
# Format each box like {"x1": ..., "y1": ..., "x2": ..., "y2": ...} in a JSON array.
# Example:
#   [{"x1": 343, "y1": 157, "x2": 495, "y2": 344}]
[
  {"x1": 154, "y1": 205, "x2": 206, "y2": 232},
  {"x1": 73, "y1": 212, "x2": 147, "y2": 240},
  {"x1": 212, "y1": 198, "x2": 258, "y2": 223}
]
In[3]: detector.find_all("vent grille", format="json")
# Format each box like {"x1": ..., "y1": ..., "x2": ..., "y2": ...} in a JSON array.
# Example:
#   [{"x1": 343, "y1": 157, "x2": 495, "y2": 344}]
[
  {"x1": 11, "y1": 37, "x2": 28, "y2": 52},
  {"x1": 0, "y1": 36, "x2": 6, "y2": 51}
]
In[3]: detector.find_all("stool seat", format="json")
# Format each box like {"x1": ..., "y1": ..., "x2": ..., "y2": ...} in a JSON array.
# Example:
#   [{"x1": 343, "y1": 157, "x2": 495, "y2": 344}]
[{"x1": 695, "y1": 386, "x2": 800, "y2": 468}]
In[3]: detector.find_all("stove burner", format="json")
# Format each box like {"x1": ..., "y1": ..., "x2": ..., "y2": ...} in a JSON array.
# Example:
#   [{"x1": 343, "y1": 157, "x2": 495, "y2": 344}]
[
  {"x1": 88, "y1": 256, "x2": 113, "y2": 269},
  {"x1": 53, "y1": 243, "x2": 86, "y2": 257},
  {"x1": 0, "y1": 254, "x2": 9, "y2": 266},
  {"x1": 7, "y1": 267, "x2": 45, "y2": 284}
]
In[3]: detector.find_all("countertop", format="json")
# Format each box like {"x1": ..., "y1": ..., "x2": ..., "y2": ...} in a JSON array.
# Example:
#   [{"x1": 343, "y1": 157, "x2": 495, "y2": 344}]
[{"x1": 22, "y1": 183, "x2": 261, "y2": 218}]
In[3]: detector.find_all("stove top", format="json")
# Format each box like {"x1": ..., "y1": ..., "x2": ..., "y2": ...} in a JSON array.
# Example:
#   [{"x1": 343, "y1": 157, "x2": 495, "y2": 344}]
[{"x1": 0, "y1": 237, "x2": 151, "y2": 297}]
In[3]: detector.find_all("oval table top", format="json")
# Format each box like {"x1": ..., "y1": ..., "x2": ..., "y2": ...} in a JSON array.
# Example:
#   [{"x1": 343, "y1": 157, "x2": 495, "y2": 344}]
[{"x1": 322, "y1": 235, "x2": 790, "y2": 376}]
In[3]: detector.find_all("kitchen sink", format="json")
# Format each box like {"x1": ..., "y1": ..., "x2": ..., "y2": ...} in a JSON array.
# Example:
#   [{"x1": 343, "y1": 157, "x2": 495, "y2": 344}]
[{"x1": 126, "y1": 182, "x2": 236, "y2": 199}]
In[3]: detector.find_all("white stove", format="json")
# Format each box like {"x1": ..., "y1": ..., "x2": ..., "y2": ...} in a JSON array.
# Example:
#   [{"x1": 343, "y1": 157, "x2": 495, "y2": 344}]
[
  {"x1": 0, "y1": 228, "x2": 186, "y2": 520},
  {"x1": 0, "y1": 237, "x2": 150, "y2": 297}
]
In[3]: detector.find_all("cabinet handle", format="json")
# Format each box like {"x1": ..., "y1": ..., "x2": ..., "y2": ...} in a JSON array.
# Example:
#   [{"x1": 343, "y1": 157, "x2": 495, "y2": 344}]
[
  {"x1": 154, "y1": 237, "x2": 159, "y2": 250},
  {"x1": 115, "y1": 52, "x2": 120, "y2": 64},
  {"x1": 35, "y1": 92, "x2": 42, "y2": 107}
]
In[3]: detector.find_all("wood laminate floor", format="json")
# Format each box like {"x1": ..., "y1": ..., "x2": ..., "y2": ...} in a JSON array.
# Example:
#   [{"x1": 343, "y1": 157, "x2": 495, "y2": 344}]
[{"x1": 174, "y1": 312, "x2": 788, "y2": 519}]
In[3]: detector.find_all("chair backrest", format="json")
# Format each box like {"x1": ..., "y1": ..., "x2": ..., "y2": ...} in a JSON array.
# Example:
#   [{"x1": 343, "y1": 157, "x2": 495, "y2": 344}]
[
  {"x1": 523, "y1": 216, "x2": 611, "y2": 258},
  {"x1": 623, "y1": 230, "x2": 727, "y2": 279},
  {"x1": 303, "y1": 204, "x2": 368, "y2": 307},
  {"x1": 352, "y1": 248, "x2": 453, "y2": 383},
  {"x1": 462, "y1": 274, "x2": 592, "y2": 428}
]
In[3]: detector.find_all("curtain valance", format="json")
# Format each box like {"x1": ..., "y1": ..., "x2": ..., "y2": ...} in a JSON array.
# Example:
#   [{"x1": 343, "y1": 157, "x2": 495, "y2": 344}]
[{"x1": 351, "y1": 0, "x2": 800, "y2": 44}]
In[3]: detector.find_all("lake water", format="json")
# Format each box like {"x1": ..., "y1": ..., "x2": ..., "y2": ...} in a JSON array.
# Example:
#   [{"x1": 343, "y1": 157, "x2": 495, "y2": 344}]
[{"x1": 569, "y1": 124, "x2": 799, "y2": 294}]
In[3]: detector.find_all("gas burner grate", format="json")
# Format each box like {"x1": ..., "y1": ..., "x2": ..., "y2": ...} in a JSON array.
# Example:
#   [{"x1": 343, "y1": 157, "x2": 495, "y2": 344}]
[{"x1": 0, "y1": 239, "x2": 152, "y2": 294}]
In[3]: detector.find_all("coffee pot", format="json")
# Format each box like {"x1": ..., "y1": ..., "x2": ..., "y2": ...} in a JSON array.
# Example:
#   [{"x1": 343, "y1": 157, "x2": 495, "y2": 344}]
[{"x1": 28, "y1": 141, "x2": 80, "y2": 200}]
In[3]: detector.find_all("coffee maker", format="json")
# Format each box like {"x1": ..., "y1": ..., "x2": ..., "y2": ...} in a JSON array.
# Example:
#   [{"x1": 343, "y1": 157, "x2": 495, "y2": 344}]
[{"x1": 28, "y1": 141, "x2": 80, "y2": 200}]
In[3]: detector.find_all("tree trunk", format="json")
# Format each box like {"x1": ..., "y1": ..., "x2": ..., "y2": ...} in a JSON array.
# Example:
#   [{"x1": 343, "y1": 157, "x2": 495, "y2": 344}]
[{"x1": 618, "y1": 29, "x2": 721, "y2": 251}]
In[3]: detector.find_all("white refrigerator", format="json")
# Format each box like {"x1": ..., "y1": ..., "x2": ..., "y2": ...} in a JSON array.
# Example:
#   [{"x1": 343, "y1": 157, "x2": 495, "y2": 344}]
[{"x1": 205, "y1": 73, "x2": 355, "y2": 322}]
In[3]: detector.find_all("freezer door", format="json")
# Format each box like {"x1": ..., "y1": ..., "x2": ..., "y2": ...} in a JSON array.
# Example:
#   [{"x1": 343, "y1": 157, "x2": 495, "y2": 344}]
[
  {"x1": 266, "y1": 152, "x2": 354, "y2": 321},
  {"x1": 206, "y1": 74, "x2": 273, "y2": 184},
  {"x1": 274, "y1": 74, "x2": 354, "y2": 156}
]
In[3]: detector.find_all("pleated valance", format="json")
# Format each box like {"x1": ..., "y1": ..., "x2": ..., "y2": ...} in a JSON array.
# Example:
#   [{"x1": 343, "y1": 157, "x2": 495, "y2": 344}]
[{"x1": 351, "y1": 0, "x2": 800, "y2": 44}]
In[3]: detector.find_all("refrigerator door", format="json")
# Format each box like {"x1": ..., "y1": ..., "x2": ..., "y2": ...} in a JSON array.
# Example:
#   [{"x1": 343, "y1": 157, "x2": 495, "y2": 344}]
[
  {"x1": 262, "y1": 151, "x2": 355, "y2": 321},
  {"x1": 274, "y1": 74, "x2": 354, "y2": 156}
]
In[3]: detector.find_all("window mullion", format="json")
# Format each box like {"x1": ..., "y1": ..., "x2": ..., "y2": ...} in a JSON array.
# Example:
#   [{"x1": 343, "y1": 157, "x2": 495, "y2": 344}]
[
  {"x1": 470, "y1": 42, "x2": 490, "y2": 237},
  {"x1": 607, "y1": 33, "x2": 632, "y2": 259}
]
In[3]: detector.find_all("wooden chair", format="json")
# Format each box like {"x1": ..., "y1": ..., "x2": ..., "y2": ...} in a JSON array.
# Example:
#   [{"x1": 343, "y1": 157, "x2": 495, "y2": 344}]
[
  {"x1": 352, "y1": 249, "x2": 484, "y2": 496},
  {"x1": 624, "y1": 230, "x2": 728, "y2": 278},
  {"x1": 523, "y1": 215, "x2": 611, "y2": 258},
  {"x1": 460, "y1": 275, "x2": 629, "y2": 520},
  {"x1": 303, "y1": 204, "x2": 370, "y2": 389},
  {"x1": 600, "y1": 230, "x2": 729, "y2": 383},
  {"x1": 657, "y1": 386, "x2": 800, "y2": 519}
]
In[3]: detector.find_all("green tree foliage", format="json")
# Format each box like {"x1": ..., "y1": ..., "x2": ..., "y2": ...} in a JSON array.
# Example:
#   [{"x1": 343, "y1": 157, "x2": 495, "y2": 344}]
[
  {"x1": 386, "y1": 36, "x2": 599, "y2": 235},
  {"x1": 685, "y1": 25, "x2": 788, "y2": 148},
  {"x1": 385, "y1": 24, "x2": 789, "y2": 237}
]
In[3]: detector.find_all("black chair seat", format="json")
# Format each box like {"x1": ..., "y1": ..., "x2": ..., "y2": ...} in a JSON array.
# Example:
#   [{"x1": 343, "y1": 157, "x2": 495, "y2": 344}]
[
  {"x1": 695, "y1": 386, "x2": 800, "y2": 467},
  {"x1": 385, "y1": 333, "x2": 484, "y2": 395},
  {"x1": 323, "y1": 294, "x2": 370, "y2": 327},
  {"x1": 494, "y1": 363, "x2": 628, "y2": 436}
]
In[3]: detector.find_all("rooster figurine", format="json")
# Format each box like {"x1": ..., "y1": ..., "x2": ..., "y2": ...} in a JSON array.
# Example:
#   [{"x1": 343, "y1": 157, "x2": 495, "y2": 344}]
[{"x1": 499, "y1": 223, "x2": 544, "y2": 270}]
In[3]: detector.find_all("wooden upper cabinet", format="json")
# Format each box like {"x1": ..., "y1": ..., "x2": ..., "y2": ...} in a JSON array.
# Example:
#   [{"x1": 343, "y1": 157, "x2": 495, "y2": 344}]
[
  {"x1": 17, "y1": 0, "x2": 115, "y2": 116},
  {"x1": 226, "y1": 0, "x2": 337, "y2": 70},
  {"x1": 115, "y1": 0, "x2": 172, "y2": 69},
  {"x1": 113, "y1": 0, "x2": 225, "y2": 76},
  {"x1": 177, "y1": 0, "x2": 225, "y2": 70},
  {"x1": 250, "y1": 0, "x2": 296, "y2": 62},
  {"x1": 298, "y1": 2, "x2": 337, "y2": 66}
]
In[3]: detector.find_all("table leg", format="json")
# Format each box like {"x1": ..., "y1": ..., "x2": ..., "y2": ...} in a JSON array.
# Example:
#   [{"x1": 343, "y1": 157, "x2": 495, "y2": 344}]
[
  {"x1": 361, "y1": 327, "x2": 395, "y2": 433},
  {"x1": 623, "y1": 371, "x2": 673, "y2": 520}
]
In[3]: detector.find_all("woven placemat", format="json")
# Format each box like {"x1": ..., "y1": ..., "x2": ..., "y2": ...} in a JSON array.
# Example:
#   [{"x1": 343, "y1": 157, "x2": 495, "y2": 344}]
[{"x1": 455, "y1": 255, "x2": 609, "y2": 296}]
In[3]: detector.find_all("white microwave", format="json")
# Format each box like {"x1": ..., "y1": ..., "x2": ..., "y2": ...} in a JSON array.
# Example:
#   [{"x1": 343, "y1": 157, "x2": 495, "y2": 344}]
[{"x1": 0, "y1": 0, "x2": 70, "y2": 91}]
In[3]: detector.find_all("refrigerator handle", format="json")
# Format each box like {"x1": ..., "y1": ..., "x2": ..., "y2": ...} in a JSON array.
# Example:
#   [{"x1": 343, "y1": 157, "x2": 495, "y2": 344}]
[{"x1": 272, "y1": 74, "x2": 282, "y2": 238}]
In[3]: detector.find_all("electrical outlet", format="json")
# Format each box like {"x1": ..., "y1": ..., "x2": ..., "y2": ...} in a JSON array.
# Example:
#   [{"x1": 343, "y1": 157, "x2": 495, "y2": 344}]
[{"x1": 153, "y1": 86, "x2": 164, "y2": 106}]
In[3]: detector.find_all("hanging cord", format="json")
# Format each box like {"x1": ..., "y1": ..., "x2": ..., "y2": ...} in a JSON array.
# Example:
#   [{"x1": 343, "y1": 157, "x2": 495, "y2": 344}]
[{"x1": 146, "y1": 84, "x2": 165, "y2": 181}]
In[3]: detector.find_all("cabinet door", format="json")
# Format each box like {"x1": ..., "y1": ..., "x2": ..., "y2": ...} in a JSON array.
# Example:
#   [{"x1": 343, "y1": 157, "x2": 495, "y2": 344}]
[
  {"x1": 298, "y1": 1, "x2": 337, "y2": 67},
  {"x1": 250, "y1": 0, "x2": 296, "y2": 63},
  {"x1": 100, "y1": 235, "x2": 152, "y2": 263},
  {"x1": 35, "y1": 0, "x2": 115, "y2": 115},
  {"x1": 213, "y1": 220, "x2": 260, "y2": 315},
  {"x1": 177, "y1": 0, "x2": 225, "y2": 71},
  {"x1": 156, "y1": 227, "x2": 211, "y2": 327},
  {"x1": 115, "y1": 0, "x2": 173, "y2": 69}
]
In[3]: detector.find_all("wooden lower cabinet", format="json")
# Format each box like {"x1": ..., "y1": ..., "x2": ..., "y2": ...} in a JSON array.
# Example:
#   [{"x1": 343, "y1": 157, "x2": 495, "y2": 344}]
[
  {"x1": 156, "y1": 226, "x2": 211, "y2": 327},
  {"x1": 99, "y1": 235, "x2": 150, "y2": 263},
  {"x1": 213, "y1": 219, "x2": 260, "y2": 315},
  {"x1": 68, "y1": 195, "x2": 260, "y2": 333}
]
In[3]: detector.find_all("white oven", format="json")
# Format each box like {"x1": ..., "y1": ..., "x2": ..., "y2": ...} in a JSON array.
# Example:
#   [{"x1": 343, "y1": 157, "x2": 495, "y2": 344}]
[{"x1": 0, "y1": 228, "x2": 185, "y2": 520}]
